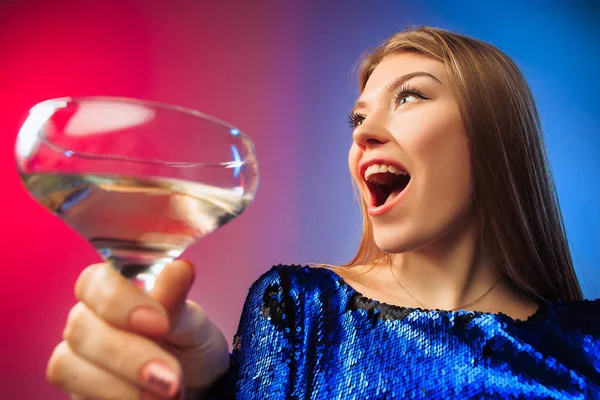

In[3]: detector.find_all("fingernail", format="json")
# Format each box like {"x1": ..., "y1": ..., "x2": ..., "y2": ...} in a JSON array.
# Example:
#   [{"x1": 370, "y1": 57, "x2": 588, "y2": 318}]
[
  {"x1": 140, "y1": 361, "x2": 180, "y2": 398},
  {"x1": 179, "y1": 259, "x2": 196, "y2": 284},
  {"x1": 129, "y1": 307, "x2": 169, "y2": 336},
  {"x1": 180, "y1": 259, "x2": 196, "y2": 274}
]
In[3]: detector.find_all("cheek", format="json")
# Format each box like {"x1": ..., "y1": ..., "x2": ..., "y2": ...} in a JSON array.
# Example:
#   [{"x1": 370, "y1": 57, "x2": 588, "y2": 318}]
[
  {"x1": 414, "y1": 115, "x2": 474, "y2": 222},
  {"x1": 401, "y1": 104, "x2": 471, "y2": 188},
  {"x1": 427, "y1": 131, "x2": 471, "y2": 193},
  {"x1": 348, "y1": 144, "x2": 361, "y2": 183},
  {"x1": 396, "y1": 105, "x2": 474, "y2": 227}
]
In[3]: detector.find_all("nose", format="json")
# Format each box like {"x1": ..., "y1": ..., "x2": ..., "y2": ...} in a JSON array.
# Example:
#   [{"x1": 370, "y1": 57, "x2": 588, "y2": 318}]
[{"x1": 352, "y1": 115, "x2": 391, "y2": 151}]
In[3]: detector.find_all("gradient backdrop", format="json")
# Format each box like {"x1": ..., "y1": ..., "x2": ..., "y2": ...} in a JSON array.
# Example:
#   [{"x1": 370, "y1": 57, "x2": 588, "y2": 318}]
[{"x1": 1, "y1": 1, "x2": 598, "y2": 398}]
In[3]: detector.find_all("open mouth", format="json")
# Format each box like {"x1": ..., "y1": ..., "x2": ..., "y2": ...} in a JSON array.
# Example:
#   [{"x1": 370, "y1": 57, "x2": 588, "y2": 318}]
[{"x1": 363, "y1": 163, "x2": 411, "y2": 208}]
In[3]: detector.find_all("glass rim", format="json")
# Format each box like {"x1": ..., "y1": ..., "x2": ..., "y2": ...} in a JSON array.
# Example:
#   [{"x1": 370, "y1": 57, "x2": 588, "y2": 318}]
[
  {"x1": 21, "y1": 96, "x2": 253, "y2": 168},
  {"x1": 33, "y1": 95, "x2": 243, "y2": 132}
]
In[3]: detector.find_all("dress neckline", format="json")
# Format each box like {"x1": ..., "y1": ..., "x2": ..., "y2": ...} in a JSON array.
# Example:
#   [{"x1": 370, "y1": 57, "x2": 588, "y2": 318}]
[{"x1": 314, "y1": 265, "x2": 546, "y2": 324}]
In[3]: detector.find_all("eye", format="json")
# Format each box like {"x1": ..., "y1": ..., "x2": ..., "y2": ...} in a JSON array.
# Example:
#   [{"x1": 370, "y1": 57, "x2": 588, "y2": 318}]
[
  {"x1": 398, "y1": 94, "x2": 419, "y2": 105},
  {"x1": 347, "y1": 111, "x2": 365, "y2": 130},
  {"x1": 392, "y1": 84, "x2": 428, "y2": 107}
]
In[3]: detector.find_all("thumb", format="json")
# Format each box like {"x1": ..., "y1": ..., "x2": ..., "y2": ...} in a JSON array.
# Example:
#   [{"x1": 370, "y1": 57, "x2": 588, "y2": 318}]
[
  {"x1": 149, "y1": 259, "x2": 195, "y2": 322},
  {"x1": 151, "y1": 260, "x2": 230, "y2": 387},
  {"x1": 151, "y1": 260, "x2": 217, "y2": 349}
]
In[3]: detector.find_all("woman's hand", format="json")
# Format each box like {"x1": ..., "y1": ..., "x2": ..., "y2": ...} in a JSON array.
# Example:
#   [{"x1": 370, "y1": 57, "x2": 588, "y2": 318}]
[{"x1": 46, "y1": 260, "x2": 230, "y2": 399}]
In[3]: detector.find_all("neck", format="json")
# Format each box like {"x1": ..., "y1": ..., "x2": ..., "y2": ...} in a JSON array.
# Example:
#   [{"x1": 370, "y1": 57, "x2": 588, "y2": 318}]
[{"x1": 389, "y1": 215, "x2": 503, "y2": 310}]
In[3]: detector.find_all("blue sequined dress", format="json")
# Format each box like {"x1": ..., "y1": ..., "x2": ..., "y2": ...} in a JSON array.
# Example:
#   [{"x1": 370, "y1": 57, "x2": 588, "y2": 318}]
[{"x1": 206, "y1": 264, "x2": 600, "y2": 399}]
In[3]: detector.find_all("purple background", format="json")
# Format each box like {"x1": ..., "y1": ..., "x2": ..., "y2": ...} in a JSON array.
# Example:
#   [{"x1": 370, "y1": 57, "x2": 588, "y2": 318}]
[{"x1": 1, "y1": 1, "x2": 598, "y2": 398}]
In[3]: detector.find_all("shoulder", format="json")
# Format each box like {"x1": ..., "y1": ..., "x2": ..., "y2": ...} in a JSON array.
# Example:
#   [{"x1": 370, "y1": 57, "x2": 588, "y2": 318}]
[
  {"x1": 250, "y1": 264, "x2": 342, "y2": 289},
  {"x1": 519, "y1": 299, "x2": 600, "y2": 372},
  {"x1": 245, "y1": 264, "x2": 349, "y2": 313},
  {"x1": 535, "y1": 298, "x2": 600, "y2": 337}
]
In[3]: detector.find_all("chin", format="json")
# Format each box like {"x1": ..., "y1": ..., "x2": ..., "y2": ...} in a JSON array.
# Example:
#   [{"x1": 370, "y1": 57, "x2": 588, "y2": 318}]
[{"x1": 372, "y1": 229, "x2": 423, "y2": 254}]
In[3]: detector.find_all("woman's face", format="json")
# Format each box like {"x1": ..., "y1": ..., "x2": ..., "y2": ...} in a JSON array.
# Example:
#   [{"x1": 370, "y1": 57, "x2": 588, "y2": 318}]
[{"x1": 348, "y1": 53, "x2": 474, "y2": 253}]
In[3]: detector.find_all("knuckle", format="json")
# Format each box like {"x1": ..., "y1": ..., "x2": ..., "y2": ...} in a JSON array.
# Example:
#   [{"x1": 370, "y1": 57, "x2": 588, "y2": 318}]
[
  {"x1": 185, "y1": 300, "x2": 206, "y2": 320},
  {"x1": 74, "y1": 264, "x2": 98, "y2": 299},
  {"x1": 46, "y1": 341, "x2": 71, "y2": 387},
  {"x1": 88, "y1": 330, "x2": 123, "y2": 364},
  {"x1": 94, "y1": 284, "x2": 122, "y2": 318},
  {"x1": 63, "y1": 303, "x2": 88, "y2": 348}
]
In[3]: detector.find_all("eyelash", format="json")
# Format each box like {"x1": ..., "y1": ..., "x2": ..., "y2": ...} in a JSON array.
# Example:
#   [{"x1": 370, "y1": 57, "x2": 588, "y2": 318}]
[
  {"x1": 392, "y1": 84, "x2": 428, "y2": 105},
  {"x1": 347, "y1": 84, "x2": 429, "y2": 129},
  {"x1": 347, "y1": 112, "x2": 364, "y2": 130}
]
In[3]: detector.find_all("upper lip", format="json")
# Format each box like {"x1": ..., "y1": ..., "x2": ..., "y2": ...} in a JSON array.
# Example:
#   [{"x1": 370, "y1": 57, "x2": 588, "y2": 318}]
[{"x1": 359, "y1": 158, "x2": 410, "y2": 182}]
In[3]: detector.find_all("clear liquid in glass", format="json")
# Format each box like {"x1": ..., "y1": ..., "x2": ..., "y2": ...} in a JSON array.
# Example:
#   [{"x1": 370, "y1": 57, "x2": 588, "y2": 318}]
[{"x1": 21, "y1": 172, "x2": 251, "y2": 289}]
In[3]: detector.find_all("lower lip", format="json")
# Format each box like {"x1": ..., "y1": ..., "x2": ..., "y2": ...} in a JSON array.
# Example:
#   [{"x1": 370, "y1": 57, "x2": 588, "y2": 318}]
[{"x1": 367, "y1": 182, "x2": 411, "y2": 217}]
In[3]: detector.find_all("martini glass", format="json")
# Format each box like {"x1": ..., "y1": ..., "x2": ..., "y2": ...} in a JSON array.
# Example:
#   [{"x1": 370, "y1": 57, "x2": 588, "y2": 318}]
[{"x1": 15, "y1": 97, "x2": 258, "y2": 292}]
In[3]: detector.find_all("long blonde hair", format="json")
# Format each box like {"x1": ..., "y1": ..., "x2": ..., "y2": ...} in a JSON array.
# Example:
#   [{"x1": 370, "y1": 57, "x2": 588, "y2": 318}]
[{"x1": 343, "y1": 26, "x2": 582, "y2": 302}]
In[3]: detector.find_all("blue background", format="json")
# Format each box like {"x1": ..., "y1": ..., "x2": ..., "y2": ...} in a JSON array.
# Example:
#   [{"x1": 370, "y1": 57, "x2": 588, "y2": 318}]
[{"x1": 296, "y1": 1, "x2": 600, "y2": 298}]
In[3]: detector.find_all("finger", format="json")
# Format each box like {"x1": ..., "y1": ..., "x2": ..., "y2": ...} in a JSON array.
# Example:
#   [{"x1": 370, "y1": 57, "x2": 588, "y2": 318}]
[
  {"x1": 63, "y1": 302, "x2": 183, "y2": 399},
  {"x1": 159, "y1": 300, "x2": 231, "y2": 389},
  {"x1": 47, "y1": 341, "x2": 140, "y2": 400},
  {"x1": 70, "y1": 391, "x2": 167, "y2": 400},
  {"x1": 75, "y1": 263, "x2": 169, "y2": 337},
  {"x1": 150, "y1": 261, "x2": 199, "y2": 346},
  {"x1": 161, "y1": 300, "x2": 215, "y2": 348},
  {"x1": 150, "y1": 260, "x2": 195, "y2": 315}
]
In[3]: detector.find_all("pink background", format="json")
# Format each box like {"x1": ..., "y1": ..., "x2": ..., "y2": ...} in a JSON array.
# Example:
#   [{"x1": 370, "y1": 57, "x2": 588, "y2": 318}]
[{"x1": 1, "y1": 2, "x2": 311, "y2": 398}]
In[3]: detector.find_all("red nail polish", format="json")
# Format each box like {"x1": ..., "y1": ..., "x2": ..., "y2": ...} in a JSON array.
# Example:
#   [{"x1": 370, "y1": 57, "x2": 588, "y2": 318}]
[{"x1": 180, "y1": 259, "x2": 195, "y2": 271}]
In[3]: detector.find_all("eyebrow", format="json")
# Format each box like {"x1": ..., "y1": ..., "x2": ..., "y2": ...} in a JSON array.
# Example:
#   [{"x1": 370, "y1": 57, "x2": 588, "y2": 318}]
[{"x1": 352, "y1": 71, "x2": 442, "y2": 112}]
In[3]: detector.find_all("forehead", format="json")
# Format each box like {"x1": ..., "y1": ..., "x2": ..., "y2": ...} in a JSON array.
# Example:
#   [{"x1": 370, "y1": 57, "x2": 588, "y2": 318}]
[{"x1": 363, "y1": 53, "x2": 447, "y2": 93}]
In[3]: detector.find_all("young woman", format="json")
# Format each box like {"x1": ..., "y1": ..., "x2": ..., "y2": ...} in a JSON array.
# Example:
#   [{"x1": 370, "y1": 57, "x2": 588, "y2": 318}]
[{"x1": 46, "y1": 26, "x2": 599, "y2": 399}]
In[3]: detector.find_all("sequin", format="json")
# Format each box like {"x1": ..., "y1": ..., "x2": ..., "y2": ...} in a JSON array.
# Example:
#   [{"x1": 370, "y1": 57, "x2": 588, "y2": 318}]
[{"x1": 206, "y1": 264, "x2": 600, "y2": 399}]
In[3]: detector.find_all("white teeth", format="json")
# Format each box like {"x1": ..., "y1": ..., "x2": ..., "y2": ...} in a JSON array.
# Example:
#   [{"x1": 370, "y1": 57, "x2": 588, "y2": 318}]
[{"x1": 364, "y1": 163, "x2": 407, "y2": 181}]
